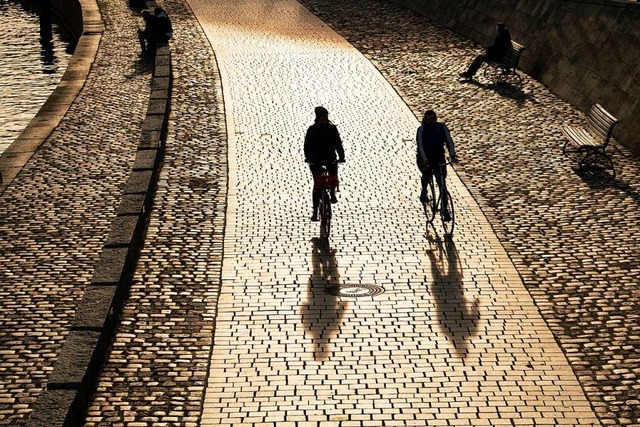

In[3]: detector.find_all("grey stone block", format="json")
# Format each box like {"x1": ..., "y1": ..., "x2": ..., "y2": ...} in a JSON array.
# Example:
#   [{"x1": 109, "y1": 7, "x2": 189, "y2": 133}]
[
  {"x1": 26, "y1": 389, "x2": 76, "y2": 427},
  {"x1": 139, "y1": 130, "x2": 162, "y2": 149},
  {"x1": 117, "y1": 194, "x2": 147, "y2": 216},
  {"x1": 150, "y1": 88, "x2": 169, "y2": 100},
  {"x1": 154, "y1": 65, "x2": 171, "y2": 78},
  {"x1": 132, "y1": 148, "x2": 159, "y2": 171},
  {"x1": 105, "y1": 215, "x2": 143, "y2": 247},
  {"x1": 154, "y1": 54, "x2": 170, "y2": 67},
  {"x1": 141, "y1": 115, "x2": 165, "y2": 133},
  {"x1": 72, "y1": 285, "x2": 117, "y2": 330},
  {"x1": 147, "y1": 98, "x2": 168, "y2": 115},
  {"x1": 152, "y1": 76, "x2": 170, "y2": 91},
  {"x1": 91, "y1": 247, "x2": 130, "y2": 285},
  {"x1": 123, "y1": 170, "x2": 154, "y2": 195},
  {"x1": 47, "y1": 330, "x2": 101, "y2": 388}
]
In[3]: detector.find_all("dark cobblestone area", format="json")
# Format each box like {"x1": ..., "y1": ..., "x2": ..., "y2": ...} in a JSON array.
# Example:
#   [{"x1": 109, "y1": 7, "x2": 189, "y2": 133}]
[
  {"x1": 0, "y1": 0, "x2": 152, "y2": 424},
  {"x1": 84, "y1": 0, "x2": 227, "y2": 425},
  {"x1": 296, "y1": 0, "x2": 640, "y2": 425}
]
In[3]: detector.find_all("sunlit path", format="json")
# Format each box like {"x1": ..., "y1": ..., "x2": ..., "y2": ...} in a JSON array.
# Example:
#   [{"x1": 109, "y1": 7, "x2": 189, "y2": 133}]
[{"x1": 187, "y1": 0, "x2": 599, "y2": 424}]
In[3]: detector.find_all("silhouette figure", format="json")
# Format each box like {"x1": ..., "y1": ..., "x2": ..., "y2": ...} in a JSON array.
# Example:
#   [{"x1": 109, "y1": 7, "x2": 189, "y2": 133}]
[
  {"x1": 300, "y1": 237, "x2": 346, "y2": 361},
  {"x1": 427, "y1": 237, "x2": 480, "y2": 358},
  {"x1": 459, "y1": 22, "x2": 512, "y2": 79},
  {"x1": 38, "y1": 2, "x2": 56, "y2": 71},
  {"x1": 304, "y1": 106, "x2": 345, "y2": 221}
]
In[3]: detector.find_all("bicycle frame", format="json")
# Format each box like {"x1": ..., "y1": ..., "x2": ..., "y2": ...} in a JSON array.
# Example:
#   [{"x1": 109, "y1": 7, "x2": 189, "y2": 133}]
[
  {"x1": 423, "y1": 160, "x2": 455, "y2": 236},
  {"x1": 311, "y1": 163, "x2": 339, "y2": 238}
]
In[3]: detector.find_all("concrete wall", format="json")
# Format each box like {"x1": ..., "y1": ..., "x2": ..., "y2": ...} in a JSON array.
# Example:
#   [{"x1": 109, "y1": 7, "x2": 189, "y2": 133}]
[
  {"x1": 392, "y1": 0, "x2": 640, "y2": 154},
  {"x1": 49, "y1": 0, "x2": 83, "y2": 37}
]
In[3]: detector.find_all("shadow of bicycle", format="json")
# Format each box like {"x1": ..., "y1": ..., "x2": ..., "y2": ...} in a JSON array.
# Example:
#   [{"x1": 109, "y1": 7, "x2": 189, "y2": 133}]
[
  {"x1": 426, "y1": 235, "x2": 480, "y2": 359},
  {"x1": 300, "y1": 237, "x2": 347, "y2": 361}
]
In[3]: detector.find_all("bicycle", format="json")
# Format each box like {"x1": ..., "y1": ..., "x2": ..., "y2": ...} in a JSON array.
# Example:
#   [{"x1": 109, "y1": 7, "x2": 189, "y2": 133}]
[
  {"x1": 422, "y1": 160, "x2": 455, "y2": 237},
  {"x1": 311, "y1": 163, "x2": 339, "y2": 239}
]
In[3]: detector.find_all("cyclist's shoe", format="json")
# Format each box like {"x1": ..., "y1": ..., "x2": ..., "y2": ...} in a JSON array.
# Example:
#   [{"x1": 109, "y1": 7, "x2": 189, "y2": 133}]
[
  {"x1": 331, "y1": 194, "x2": 338, "y2": 204},
  {"x1": 443, "y1": 211, "x2": 452, "y2": 222},
  {"x1": 311, "y1": 213, "x2": 319, "y2": 222},
  {"x1": 419, "y1": 193, "x2": 427, "y2": 204}
]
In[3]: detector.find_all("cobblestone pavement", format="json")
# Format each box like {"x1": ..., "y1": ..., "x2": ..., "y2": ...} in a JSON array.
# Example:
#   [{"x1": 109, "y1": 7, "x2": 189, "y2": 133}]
[
  {"x1": 296, "y1": 1, "x2": 640, "y2": 426},
  {"x1": 84, "y1": 0, "x2": 227, "y2": 424},
  {"x1": 0, "y1": 0, "x2": 152, "y2": 424},
  {"x1": 187, "y1": 0, "x2": 598, "y2": 425}
]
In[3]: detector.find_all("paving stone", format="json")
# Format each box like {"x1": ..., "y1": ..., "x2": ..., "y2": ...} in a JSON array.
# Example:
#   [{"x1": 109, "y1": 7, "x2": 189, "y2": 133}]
[
  {"x1": 185, "y1": 0, "x2": 600, "y2": 425},
  {"x1": 296, "y1": 0, "x2": 640, "y2": 425},
  {"x1": 84, "y1": 0, "x2": 227, "y2": 424},
  {"x1": 0, "y1": 0, "x2": 152, "y2": 423}
]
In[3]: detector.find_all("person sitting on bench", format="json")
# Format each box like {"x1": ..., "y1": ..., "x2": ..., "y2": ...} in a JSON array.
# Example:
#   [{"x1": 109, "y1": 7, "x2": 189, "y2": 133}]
[{"x1": 459, "y1": 22, "x2": 512, "y2": 79}]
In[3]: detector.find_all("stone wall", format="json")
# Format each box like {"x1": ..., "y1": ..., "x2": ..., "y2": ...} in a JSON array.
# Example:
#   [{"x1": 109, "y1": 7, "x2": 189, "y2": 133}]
[{"x1": 392, "y1": 0, "x2": 640, "y2": 154}]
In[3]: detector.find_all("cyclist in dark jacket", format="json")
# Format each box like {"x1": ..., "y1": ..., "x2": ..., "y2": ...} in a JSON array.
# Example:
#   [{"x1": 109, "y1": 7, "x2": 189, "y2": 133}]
[
  {"x1": 304, "y1": 106, "x2": 345, "y2": 222},
  {"x1": 459, "y1": 22, "x2": 512, "y2": 78},
  {"x1": 417, "y1": 110, "x2": 456, "y2": 221}
]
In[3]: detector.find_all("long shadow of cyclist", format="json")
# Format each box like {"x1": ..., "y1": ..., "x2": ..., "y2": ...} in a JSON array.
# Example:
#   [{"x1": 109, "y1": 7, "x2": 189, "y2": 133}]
[
  {"x1": 300, "y1": 237, "x2": 347, "y2": 361},
  {"x1": 426, "y1": 236, "x2": 480, "y2": 359}
]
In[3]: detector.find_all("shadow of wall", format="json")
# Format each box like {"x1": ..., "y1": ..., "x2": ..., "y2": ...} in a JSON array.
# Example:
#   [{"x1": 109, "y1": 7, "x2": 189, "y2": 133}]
[{"x1": 391, "y1": 0, "x2": 640, "y2": 155}]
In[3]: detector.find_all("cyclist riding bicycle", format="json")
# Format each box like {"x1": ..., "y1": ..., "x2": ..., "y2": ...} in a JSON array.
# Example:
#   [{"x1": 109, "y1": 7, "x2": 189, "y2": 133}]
[
  {"x1": 416, "y1": 110, "x2": 457, "y2": 221},
  {"x1": 304, "y1": 106, "x2": 345, "y2": 222}
]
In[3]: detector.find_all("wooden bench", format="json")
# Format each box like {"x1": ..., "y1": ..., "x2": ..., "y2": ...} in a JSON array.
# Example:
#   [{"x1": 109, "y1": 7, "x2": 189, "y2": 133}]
[
  {"x1": 483, "y1": 41, "x2": 525, "y2": 86},
  {"x1": 562, "y1": 103, "x2": 619, "y2": 175}
]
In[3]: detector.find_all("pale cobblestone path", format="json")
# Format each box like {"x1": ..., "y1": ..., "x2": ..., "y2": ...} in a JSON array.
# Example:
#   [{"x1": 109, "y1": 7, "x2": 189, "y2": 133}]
[
  {"x1": 84, "y1": 0, "x2": 227, "y2": 425},
  {"x1": 190, "y1": 0, "x2": 599, "y2": 425},
  {"x1": 297, "y1": 1, "x2": 640, "y2": 426},
  {"x1": 0, "y1": 0, "x2": 151, "y2": 424}
]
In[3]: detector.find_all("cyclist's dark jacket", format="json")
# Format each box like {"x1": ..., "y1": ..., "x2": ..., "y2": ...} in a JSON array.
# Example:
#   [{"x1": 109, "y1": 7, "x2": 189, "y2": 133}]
[
  {"x1": 416, "y1": 122, "x2": 455, "y2": 169},
  {"x1": 304, "y1": 122, "x2": 345, "y2": 165}
]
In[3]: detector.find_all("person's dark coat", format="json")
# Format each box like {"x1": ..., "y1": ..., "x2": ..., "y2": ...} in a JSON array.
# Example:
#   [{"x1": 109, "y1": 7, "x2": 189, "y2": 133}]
[
  {"x1": 486, "y1": 27, "x2": 511, "y2": 59},
  {"x1": 304, "y1": 122, "x2": 345, "y2": 165}
]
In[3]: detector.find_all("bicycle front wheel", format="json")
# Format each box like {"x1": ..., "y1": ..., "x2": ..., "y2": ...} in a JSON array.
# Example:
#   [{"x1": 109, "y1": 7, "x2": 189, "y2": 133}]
[
  {"x1": 441, "y1": 189, "x2": 455, "y2": 237},
  {"x1": 423, "y1": 178, "x2": 436, "y2": 224}
]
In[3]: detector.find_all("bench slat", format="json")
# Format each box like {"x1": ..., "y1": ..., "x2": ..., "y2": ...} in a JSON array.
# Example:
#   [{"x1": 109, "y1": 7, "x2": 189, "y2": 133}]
[
  {"x1": 592, "y1": 103, "x2": 619, "y2": 124},
  {"x1": 562, "y1": 126, "x2": 601, "y2": 147},
  {"x1": 586, "y1": 116, "x2": 613, "y2": 140}
]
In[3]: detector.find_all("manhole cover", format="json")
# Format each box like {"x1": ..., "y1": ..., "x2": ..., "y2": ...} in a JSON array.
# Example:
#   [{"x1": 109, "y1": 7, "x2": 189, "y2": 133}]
[{"x1": 325, "y1": 284, "x2": 385, "y2": 298}]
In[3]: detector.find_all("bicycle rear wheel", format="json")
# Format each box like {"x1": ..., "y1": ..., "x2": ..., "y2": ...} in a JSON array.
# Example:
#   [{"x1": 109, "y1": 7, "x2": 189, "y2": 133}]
[
  {"x1": 320, "y1": 192, "x2": 331, "y2": 238},
  {"x1": 423, "y1": 178, "x2": 436, "y2": 224},
  {"x1": 441, "y1": 189, "x2": 455, "y2": 236}
]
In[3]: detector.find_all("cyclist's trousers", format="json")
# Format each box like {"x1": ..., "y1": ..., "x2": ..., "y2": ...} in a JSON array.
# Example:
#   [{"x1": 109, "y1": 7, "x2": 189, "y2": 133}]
[{"x1": 310, "y1": 164, "x2": 338, "y2": 209}]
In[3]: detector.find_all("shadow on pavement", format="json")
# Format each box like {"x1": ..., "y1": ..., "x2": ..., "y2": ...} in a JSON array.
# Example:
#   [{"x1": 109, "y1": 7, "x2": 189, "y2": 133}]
[
  {"x1": 127, "y1": 55, "x2": 154, "y2": 79},
  {"x1": 576, "y1": 167, "x2": 640, "y2": 207},
  {"x1": 426, "y1": 235, "x2": 480, "y2": 359},
  {"x1": 300, "y1": 237, "x2": 346, "y2": 361},
  {"x1": 461, "y1": 78, "x2": 536, "y2": 106}
]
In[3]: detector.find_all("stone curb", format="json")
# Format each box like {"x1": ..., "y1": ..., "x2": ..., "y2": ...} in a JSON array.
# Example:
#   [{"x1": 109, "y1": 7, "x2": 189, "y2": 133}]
[
  {"x1": 26, "y1": 22, "x2": 172, "y2": 427},
  {"x1": 0, "y1": 0, "x2": 104, "y2": 194}
]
